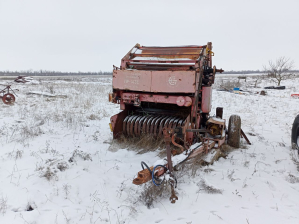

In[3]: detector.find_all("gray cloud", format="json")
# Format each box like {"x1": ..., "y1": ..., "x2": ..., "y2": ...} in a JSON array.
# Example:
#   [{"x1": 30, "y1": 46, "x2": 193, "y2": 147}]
[{"x1": 0, "y1": 0, "x2": 298, "y2": 72}]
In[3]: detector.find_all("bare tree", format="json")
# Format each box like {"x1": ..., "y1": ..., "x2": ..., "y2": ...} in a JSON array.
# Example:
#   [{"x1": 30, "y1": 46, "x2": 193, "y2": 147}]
[
  {"x1": 263, "y1": 57, "x2": 295, "y2": 86},
  {"x1": 253, "y1": 74, "x2": 267, "y2": 88}
]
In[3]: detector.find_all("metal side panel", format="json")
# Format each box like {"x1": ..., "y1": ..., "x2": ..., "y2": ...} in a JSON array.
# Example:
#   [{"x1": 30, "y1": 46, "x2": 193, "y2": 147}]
[
  {"x1": 201, "y1": 86, "x2": 212, "y2": 113},
  {"x1": 113, "y1": 70, "x2": 196, "y2": 93},
  {"x1": 110, "y1": 110, "x2": 128, "y2": 139},
  {"x1": 151, "y1": 71, "x2": 195, "y2": 93},
  {"x1": 113, "y1": 70, "x2": 152, "y2": 92}
]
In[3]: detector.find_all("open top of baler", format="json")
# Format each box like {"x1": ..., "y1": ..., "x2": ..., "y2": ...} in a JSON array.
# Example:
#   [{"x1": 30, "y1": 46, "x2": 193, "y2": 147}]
[{"x1": 120, "y1": 44, "x2": 211, "y2": 71}]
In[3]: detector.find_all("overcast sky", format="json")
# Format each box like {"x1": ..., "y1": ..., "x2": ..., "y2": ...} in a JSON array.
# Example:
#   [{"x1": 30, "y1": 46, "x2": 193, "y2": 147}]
[{"x1": 0, "y1": 0, "x2": 298, "y2": 72}]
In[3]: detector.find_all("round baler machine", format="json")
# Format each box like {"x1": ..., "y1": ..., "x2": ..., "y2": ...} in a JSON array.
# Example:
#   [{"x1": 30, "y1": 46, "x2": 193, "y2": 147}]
[{"x1": 108, "y1": 42, "x2": 250, "y2": 203}]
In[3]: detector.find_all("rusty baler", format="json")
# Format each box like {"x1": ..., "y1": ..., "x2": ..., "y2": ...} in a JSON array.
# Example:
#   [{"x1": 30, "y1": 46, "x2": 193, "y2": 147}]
[{"x1": 109, "y1": 42, "x2": 244, "y2": 203}]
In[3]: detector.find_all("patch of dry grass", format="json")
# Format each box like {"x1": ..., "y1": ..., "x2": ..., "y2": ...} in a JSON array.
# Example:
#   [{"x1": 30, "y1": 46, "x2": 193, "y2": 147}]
[
  {"x1": 109, "y1": 134, "x2": 165, "y2": 155},
  {"x1": 197, "y1": 179, "x2": 223, "y2": 194},
  {"x1": 139, "y1": 182, "x2": 171, "y2": 208}
]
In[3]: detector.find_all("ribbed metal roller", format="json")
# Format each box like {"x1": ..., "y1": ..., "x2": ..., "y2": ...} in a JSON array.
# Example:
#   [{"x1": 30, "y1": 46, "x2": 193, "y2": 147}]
[
  {"x1": 122, "y1": 115, "x2": 131, "y2": 135},
  {"x1": 171, "y1": 118, "x2": 181, "y2": 129},
  {"x1": 157, "y1": 116, "x2": 170, "y2": 137},
  {"x1": 127, "y1": 115, "x2": 137, "y2": 135},
  {"x1": 146, "y1": 116, "x2": 156, "y2": 134},
  {"x1": 137, "y1": 116, "x2": 147, "y2": 136},
  {"x1": 158, "y1": 117, "x2": 171, "y2": 136},
  {"x1": 123, "y1": 114, "x2": 187, "y2": 138},
  {"x1": 133, "y1": 116, "x2": 143, "y2": 136},
  {"x1": 167, "y1": 117, "x2": 178, "y2": 129},
  {"x1": 142, "y1": 117, "x2": 150, "y2": 134},
  {"x1": 178, "y1": 119, "x2": 185, "y2": 126},
  {"x1": 164, "y1": 117, "x2": 173, "y2": 128},
  {"x1": 141, "y1": 116, "x2": 153, "y2": 135},
  {"x1": 128, "y1": 115, "x2": 139, "y2": 137},
  {"x1": 149, "y1": 116, "x2": 162, "y2": 134},
  {"x1": 154, "y1": 116, "x2": 167, "y2": 137}
]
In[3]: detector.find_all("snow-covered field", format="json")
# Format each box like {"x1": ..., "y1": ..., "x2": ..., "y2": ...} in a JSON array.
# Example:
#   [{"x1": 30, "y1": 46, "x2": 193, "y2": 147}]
[{"x1": 0, "y1": 75, "x2": 299, "y2": 224}]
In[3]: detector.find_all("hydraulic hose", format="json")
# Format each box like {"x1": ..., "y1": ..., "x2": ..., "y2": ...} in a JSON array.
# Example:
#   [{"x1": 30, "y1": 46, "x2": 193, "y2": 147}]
[
  {"x1": 141, "y1": 161, "x2": 162, "y2": 182},
  {"x1": 152, "y1": 165, "x2": 168, "y2": 186}
]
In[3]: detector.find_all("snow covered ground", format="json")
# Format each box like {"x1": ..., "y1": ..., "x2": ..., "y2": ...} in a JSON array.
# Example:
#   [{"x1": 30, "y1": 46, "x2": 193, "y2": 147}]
[{"x1": 0, "y1": 74, "x2": 299, "y2": 224}]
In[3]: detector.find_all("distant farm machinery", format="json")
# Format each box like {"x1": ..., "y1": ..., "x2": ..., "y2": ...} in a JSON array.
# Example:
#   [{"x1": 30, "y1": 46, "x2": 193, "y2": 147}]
[
  {"x1": 0, "y1": 76, "x2": 31, "y2": 105},
  {"x1": 109, "y1": 42, "x2": 250, "y2": 203},
  {"x1": 0, "y1": 84, "x2": 18, "y2": 105}
]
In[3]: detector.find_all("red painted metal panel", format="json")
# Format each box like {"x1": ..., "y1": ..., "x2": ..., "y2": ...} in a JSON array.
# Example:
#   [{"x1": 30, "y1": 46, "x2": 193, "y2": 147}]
[
  {"x1": 113, "y1": 70, "x2": 152, "y2": 92},
  {"x1": 122, "y1": 92, "x2": 193, "y2": 106},
  {"x1": 151, "y1": 71, "x2": 195, "y2": 93},
  {"x1": 110, "y1": 110, "x2": 127, "y2": 138},
  {"x1": 129, "y1": 60, "x2": 197, "y2": 64},
  {"x1": 139, "y1": 46, "x2": 204, "y2": 49},
  {"x1": 201, "y1": 86, "x2": 212, "y2": 113},
  {"x1": 113, "y1": 70, "x2": 195, "y2": 93}
]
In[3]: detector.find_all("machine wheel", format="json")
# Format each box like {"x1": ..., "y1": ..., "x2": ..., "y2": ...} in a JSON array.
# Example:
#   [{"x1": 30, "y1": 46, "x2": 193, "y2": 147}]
[
  {"x1": 2, "y1": 93, "x2": 15, "y2": 104},
  {"x1": 227, "y1": 115, "x2": 241, "y2": 148},
  {"x1": 292, "y1": 115, "x2": 299, "y2": 150}
]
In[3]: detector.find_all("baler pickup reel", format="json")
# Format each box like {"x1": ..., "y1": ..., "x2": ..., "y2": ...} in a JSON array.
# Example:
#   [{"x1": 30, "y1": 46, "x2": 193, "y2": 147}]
[{"x1": 109, "y1": 42, "x2": 248, "y2": 203}]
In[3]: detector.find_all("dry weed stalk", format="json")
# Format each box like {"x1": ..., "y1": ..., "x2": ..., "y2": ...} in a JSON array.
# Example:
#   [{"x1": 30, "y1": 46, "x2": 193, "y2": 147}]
[
  {"x1": 41, "y1": 167, "x2": 58, "y2": 181},
  {"x1": 197, "y1": 179, "x2": 223, "y2": 195},
  {"x1": 0, "y1": 196, "x2": 8, "y2": 215},
  {"x1": 139, "y1": 182, "x2": 171, "y2": 208},
  {"x1": 69, "y1": 149, "x2": 92, "y2": 162}
]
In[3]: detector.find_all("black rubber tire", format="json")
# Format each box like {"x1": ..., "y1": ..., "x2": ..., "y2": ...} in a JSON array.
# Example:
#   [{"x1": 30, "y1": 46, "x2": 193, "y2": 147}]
[
  {"x1": 292, "y1": 115, "x2": 299, "y2": 150},
  {"x1": 227, "y1": 115, "x2": 241, "y2": 148}
]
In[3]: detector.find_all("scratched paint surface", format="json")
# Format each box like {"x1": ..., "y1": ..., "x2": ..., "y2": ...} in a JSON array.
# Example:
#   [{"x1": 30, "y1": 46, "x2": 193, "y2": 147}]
[{"x1": 113, "y1": 70, "x2": 195, "y2": 93}]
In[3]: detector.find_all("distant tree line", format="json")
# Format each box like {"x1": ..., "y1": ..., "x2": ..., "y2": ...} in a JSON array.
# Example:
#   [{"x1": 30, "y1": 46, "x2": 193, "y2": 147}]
[
  {"x1": 0, "y1": 70, "x2": 112, "y2": 76},
  {"x1": 223, "y1": 69, "x2": 299, "y2": 74},
  {"x1": 223, "y1": 70, "x2": 263, "y2": 74}
]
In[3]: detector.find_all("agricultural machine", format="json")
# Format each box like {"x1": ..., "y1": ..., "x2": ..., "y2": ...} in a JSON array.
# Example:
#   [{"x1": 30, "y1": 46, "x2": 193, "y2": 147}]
[
  {"x1": 292, "y1": 115, "x2": 299, "y2": 152},
  {"x1": 0, "y1": 84, "x2": 17, "y2": 104},
  {"x1": 109, "y1": 42, "x2": 249, "y2": 203}
]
